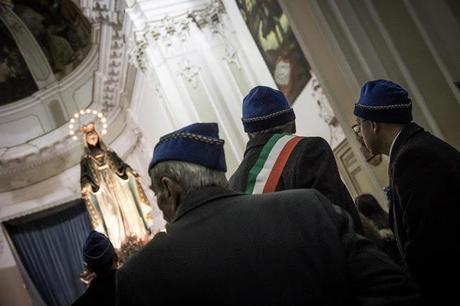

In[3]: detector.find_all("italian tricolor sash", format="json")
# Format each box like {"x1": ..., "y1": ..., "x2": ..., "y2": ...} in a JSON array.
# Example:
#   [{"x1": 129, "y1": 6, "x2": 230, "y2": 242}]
[{"x1": 245, "y1": 133, "x2": 303, "y2": 194}]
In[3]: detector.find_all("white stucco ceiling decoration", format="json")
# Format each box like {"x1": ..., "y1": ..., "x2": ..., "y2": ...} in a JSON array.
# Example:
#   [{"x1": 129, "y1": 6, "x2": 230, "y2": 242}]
[{"x1": 126, "y1": 0, "x2": 226, "y2": 72}]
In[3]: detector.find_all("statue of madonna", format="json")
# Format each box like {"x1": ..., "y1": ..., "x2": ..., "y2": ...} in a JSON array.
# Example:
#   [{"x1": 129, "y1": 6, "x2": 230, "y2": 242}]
[{"x1": 80, "y1": 123, "x2": 151, "y2": 249}]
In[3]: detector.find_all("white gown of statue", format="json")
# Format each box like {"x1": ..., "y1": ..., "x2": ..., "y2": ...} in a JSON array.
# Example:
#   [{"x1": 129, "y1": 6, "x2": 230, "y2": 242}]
[{"x1": 81, "y1": 138, "x2": 151, "y2": 249}]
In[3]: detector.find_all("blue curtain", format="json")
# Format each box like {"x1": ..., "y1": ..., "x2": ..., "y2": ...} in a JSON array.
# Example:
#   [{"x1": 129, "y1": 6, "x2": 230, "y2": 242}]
[{"x1": 5, "y1": 200, "x2": 92, "y2": 306}]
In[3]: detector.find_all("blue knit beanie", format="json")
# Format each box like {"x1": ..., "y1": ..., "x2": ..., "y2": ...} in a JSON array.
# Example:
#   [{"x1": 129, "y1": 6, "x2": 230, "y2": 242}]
[
  {"x1": 149, "y1": 122, "x2": 226, "y2": 172},
  {"x1": 242, "y1": 86, "x2": 296, "y2": 133},
  {"x1": 353, "y1": 79, "x2": 412, "y2": 123},
  {"x1": 83, "y1": 231, "x2": 115, "y2": 266}
]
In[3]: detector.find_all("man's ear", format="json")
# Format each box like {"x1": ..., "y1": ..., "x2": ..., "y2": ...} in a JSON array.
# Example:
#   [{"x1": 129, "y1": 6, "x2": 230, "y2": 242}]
[
  {"x1": 160, "y1": 177, "x2": 183, "y2": 199},
  {"x1": 161, "y1": 177, "x2": 173, "y2": 197}
]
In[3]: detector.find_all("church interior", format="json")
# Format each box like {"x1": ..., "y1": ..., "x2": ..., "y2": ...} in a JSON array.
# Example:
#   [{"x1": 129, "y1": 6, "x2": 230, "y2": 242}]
[{"x1": 0, "y1": 0, "x2": 459, "y2": 305}]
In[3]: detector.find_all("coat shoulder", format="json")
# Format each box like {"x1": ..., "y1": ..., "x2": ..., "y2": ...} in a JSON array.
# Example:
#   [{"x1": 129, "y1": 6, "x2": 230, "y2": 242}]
[
  {"x1": 294, "y1": 136, "x2": 333, "y2": 159},
  {"x1": 395, "y1": 131, "x2": 460, "y2": 168},
  {"x1": 253, "y1": 189, "x2": 330, "y2": 213},
  {"x1": 297, "y1": 136, "x2": 330, "y2": 149},
  {"x1": 121, "y1": 233, "x2": 168, "y2": 273}
]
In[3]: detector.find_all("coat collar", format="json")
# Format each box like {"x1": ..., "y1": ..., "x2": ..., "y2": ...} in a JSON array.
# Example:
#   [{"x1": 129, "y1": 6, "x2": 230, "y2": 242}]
[
  {"x1": 172, "y1": 186, "x2": 243, "y2": 223},
  {"x1": 389, "y1": 122, "x2": 424, "y2": 169},
  {"x1": 244, "y1": 133, "x2": 280, "y2": 157}
]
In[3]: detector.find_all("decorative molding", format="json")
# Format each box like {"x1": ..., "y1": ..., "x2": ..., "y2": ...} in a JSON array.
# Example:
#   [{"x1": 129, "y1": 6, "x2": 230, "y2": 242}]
[
  {"x1": 102, "y1": 23, "x2": 124, "y2": 110},
  {"x1": 222, "y1": 44, "x2": 240, "y2": 68},
  {"x1": 310, "y1": 72, "x2": 345, "y2": 148},
  {"x1": 127, "y1": 0, "x2": 226, "y2": 71},
  {"x1": 127, "y1": 39, "x2": 148, "y2": 71},
  {"x1": 178, "y1": 58, "x2": 201, "y2": 88}
]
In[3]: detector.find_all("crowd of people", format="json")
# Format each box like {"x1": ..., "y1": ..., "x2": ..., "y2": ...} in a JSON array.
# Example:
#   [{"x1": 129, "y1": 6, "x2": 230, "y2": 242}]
[{"x1": 73, "y1": 80, "x2": 460, "y2": 306}]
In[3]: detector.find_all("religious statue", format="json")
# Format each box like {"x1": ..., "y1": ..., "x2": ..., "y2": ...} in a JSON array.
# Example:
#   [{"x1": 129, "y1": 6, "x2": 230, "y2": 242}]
[{"x1": 79, "y1": 122, "x2": 151, "y2": 249}]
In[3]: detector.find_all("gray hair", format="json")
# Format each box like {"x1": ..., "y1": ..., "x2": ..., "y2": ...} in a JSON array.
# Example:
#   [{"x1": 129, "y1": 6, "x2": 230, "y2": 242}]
[
  {"x1": 149, "y1": 161, "x2": 228, "y2": 194},
  {"x1": 247, "y1": 120, "x2": 296, "y2": 139}
]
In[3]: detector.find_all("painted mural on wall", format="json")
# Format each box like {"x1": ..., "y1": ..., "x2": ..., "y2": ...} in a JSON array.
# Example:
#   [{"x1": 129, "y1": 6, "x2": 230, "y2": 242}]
[
  {"x1": 11, "y1": 0, "x2": 91, "y2": 80},
  {"x1": 236, "y1": 0, "x2": 311, "y2": 104},
  {"x1": 0, "y1": 20, "x2": 38, "y2": 106}
]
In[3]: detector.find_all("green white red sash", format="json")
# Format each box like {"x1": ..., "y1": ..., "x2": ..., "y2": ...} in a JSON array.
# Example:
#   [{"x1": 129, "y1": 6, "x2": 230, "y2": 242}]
[{"x1": 245, "y1": 133, "x2": 303, "y2": 194}]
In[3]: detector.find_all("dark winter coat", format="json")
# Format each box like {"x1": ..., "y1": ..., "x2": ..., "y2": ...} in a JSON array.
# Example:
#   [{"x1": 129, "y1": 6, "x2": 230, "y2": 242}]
[
  {"x1": 229, "y1": 134, "x2": 363, "y2": 233},
  {"x1": 72, "y1": 269, "x2": 116, "y2": 306},
  {"x1": 117, "y1": 186, "x2": 419, "y2": 306},
  {"x1": 388, "y1": 122, "x2": 460, "y2": 305}
]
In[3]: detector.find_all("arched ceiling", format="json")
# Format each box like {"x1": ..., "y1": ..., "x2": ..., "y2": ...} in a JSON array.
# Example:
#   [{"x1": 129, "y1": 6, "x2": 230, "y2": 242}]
[
  {"x1": 0, "y1": 0, "x2": 92, "y2": 105},
  {"x1": 0, "y1": 0, "x2": 137, "y2": 192}
]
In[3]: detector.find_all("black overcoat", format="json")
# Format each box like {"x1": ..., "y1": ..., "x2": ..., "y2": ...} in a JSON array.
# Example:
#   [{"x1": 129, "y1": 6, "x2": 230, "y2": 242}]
[
  {"x1": 117, "y1": 186, "x2": 419, "y2": 306},
  {"x1": 388, "y1": 122, "x2": 460, "y2": 304},
  {"x1": 72, "y1": 269, "x2": 116, "y2": 306},
  {"x1": 229, "y1": 134, "x2": 363, "y2": 233}
]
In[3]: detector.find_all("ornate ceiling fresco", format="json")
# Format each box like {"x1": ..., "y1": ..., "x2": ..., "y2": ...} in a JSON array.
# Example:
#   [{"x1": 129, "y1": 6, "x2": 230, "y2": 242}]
[
  {"x1": 0, "y1": 20, "x2": 37, "y2": 105},
  {"x1": 0, "y1": 0, "x2": 91, "y2": 106}
]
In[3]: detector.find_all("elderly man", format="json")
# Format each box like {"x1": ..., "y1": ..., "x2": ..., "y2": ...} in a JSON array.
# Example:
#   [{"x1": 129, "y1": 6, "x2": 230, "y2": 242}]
[
  {"x1": 72, "y1": 231, "x2": 117, "y2": 306},
  {"x1": 116, "y1": 122, "x2": 420, "y2": 305},
  {"x1": 353, "y1": 79, "x2": 460, "y2": 305},
  {"x1": 230, "y1": 86, "x2": 363, "y2": 234}
]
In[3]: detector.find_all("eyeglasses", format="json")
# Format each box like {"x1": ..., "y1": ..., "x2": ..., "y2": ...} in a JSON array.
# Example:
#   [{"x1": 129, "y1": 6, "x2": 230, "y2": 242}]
[{"x1": 352, "y1": 123, "x2": 360, "y2": 134}]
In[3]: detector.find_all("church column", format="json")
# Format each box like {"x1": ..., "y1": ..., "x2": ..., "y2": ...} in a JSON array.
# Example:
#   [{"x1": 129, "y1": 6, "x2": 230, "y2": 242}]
[
  {"x1": 372, "y1": 0, "x2": 460, "y2": 147},
  {"x1": 125, "y1": 0, "x2": 252, "y2": 173},
  {"x1": 278, "y1": 0, "x2": 390, "y2": 205},
  {"x1": 0, "y1": 3, "x2": 56, "y2": 88},
  {"x1": 279, "y1": 0, "x2": 460, "y2": 204}
]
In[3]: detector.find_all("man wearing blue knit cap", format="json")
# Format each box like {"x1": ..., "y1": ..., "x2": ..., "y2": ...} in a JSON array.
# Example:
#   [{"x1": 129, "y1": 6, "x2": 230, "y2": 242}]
[
  {"x1": 353, "y1": 79, "x2": 460, "y2": 305},
  {"x1": 72, "y1": 231, "x2": 117, "y2": 306},
  {"x1": 230, "y1": 86, "x2": 363, "y2": 234},
  {"x1": 117, "y1": 122, "x2": 420, "y2": 305}
]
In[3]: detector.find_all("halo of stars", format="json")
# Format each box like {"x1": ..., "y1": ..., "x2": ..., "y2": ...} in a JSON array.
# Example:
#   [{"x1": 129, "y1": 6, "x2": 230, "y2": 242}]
[{"x1": 68, "y1": 108, "x2": 108, "y2": 141}]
